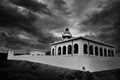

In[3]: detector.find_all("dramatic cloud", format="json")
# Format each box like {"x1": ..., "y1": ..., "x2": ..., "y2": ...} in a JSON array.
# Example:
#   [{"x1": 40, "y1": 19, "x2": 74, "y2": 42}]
[
  {"x1": 82, "y1": 0, "x2": 120, "y2": 52},
  {"x1": 0, "y1": 0, "x2": 120, "y2": 53},
  {"x1": 0, "y1": 0, "x2": 64, "y2": 51},
  {"x1": 9, "y1": 0, "x2": 52, "y2": 15}
]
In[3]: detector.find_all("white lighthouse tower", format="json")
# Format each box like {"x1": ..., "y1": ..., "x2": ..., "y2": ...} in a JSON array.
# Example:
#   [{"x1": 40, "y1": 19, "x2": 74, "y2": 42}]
[{"x1": 62, "y1": 28, "x2": 72, "y2": 40}]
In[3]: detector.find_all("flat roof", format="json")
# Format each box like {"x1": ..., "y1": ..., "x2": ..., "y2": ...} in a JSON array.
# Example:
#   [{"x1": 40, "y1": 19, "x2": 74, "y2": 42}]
[{"x1": 51, "y1": 37, "x2": 115, "y2": 48}]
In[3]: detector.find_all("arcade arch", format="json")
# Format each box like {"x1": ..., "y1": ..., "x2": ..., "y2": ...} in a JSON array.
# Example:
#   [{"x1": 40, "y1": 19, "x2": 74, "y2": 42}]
[
  {"x1": 68, "y1": 45, "x2": 72, "y2": 54},
  {"x1": 83, "y1": 44, "x2": 88, "y2": 54},
  {"x1": 52, "y1": 48, "x2": 54, "y2": 55},
  {"x1": 108, "y1": 49, "x2": 111, "y2": 57},
  {"x1": 89, "y1": 45, "x2": 93, "y2": 55},
  {"x1": 104, "y1": 48, "x2": 107, "y2": 57},
  {"x1": 95, "y1": 46, "x2": 98, "y2": 56},
  {"x1": 58, "y1": 47, "x2": 61, "y2": 55},
  {"x1": 74, "y1": 44, "x2": 79, "y2": 54},
  {"x1": 100, "y1": 47, "x2": 103, "y2": 56},
  {"x1": 63, "y1": 46, "x2": 66, "y2": 55}
]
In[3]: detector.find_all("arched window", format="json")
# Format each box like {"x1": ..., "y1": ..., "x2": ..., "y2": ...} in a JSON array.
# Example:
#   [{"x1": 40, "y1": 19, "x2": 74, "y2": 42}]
[
  {"x1": 104, "y1": 48, "x2": 107, "y2": 57},
  {"x1": 100, "y1": 47, "x2": 103, "y2": 56},
  {"x1": 95, "y1": 46, "x2": 98, "y2": 56},
  {"x1": 63, "y1": 46, "x2": 66, "y2": 55},
  {"x1": 74, "y1": 44, "x2": 79, "y2": 54},
  {"x1": 68, "y1": 45, "x2": 72, "y2": 54},
  {"x1": 52, "y1": 49, "x2": 54, "y2": 55},
  {"x1": 111, "y1": 50, "x2": 114, "y2": 57},
  {"x1": 108, "y1": 49, "x2": 110, "y2": 57},
  {"x1": 89, "y1": 45, "x2": 93, "y2": 55},
  {"x1": 58, "y1": 47, "x2": 61, "y2": 55},
  {"x1": 83, "y1": 44, "x2": 88, "y2": 54}
]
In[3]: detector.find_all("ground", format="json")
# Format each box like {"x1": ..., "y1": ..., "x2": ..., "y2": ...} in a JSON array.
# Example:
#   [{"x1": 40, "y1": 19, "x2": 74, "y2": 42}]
[{"x1": 0, "y1": 60, "x2": 120, "y2": 80}]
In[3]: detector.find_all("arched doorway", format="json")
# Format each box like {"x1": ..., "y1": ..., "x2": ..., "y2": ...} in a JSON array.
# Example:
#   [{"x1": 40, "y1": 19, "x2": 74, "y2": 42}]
[
  {"x1": 52, "y1": 49, "x2": 54, "y2": 55},
  {"x1": 74, "y1": 44, "x2": 79, "y2": 54},
  {"x1": 63, "y1": 46, "x2": 66, "y2": 55},
  {"x1": 104, "y1": 48, "x2": 107, "y2": 57},
  {"x1": 100, "y1": 47, "x2": 103, "y2": 56},
  {"x1": 95, "y1": 46, "x2": 98, "y2": 56},
  {"x1": 83, "y1": 44, "x2": 88, "y2": 54},
  {"x1": 58, "y1": 47, "x2": 61, "y2": 55},
  {"x1": 68, "y1": 45, "x2": 72, "y2": 54},
  {"x1": 89, "y1": 45, "x2": 93, "y2": 55}
]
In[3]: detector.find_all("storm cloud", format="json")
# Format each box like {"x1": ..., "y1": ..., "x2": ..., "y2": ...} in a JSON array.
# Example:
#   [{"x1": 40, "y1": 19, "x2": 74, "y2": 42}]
[
  {"x1": 82, "y1": 0, "x2": 120, "y2": 52},
  {"x1": 0, "y1": 0, "x2": 66, "y2": 51},
  {"x1": 0, "y1": 0, "x2": 120, "y2": 53}
]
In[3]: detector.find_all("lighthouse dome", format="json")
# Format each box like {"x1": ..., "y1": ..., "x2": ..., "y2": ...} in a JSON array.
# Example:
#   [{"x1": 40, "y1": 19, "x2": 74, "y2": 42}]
[{"x1": 62, "y1": 28, "x2": 72, "y2": 40}]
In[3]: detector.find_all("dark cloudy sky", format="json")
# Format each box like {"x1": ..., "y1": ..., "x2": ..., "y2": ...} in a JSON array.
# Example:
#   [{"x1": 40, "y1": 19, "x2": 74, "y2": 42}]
[{"x1": 0, "y1": 0, "x2": 120, "y2": 52}]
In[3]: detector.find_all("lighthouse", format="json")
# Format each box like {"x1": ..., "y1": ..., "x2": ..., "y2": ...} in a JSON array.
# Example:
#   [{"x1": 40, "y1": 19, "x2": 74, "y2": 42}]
[{"x1": 62, "y1": 28, "x2": 72, "y2": 40}]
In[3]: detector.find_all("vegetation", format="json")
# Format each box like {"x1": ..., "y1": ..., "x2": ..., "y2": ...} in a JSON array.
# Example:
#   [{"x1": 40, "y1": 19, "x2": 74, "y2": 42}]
[
  {"x1": 93, "y1": 69, "x2": 120, "y2": 80},
  {"x1": 0, "y1": 60, "x2": 83, "y2": 80},
  {"x1": 0, "y1": 60, "x2": 120, "y2": 80}
]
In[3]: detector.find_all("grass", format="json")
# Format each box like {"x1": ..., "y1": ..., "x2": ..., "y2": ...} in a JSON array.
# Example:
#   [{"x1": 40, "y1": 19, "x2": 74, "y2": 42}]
[
  {"x1": 0, "y1": 60, "x2": 120, "y2": 80},
  {"x1": 93, "y1": 69, "x2": 120, "y2": 80},
  {"x1": 0, "y1": 60, "x2": 84, "y2": 80}
]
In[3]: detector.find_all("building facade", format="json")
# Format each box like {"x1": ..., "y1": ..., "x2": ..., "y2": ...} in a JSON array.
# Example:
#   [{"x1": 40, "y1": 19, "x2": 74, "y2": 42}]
[
  {"x1": 8, "y1": 28, "x2": 120, "y2": 72},
  {"x1": 51, "y1": 28, "x2": 115, "y2": 57},
  {"x1": 30, "y1": 50, "x2": 45, "y2": 56}
]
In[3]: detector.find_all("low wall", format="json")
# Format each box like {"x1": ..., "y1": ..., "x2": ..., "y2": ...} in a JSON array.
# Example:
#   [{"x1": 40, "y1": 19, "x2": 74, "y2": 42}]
[
  {"x1": 78, "y1": 56, "x2": 120, "y2": 72},
  {"x1": 8, "y1": 55, "x2": 120, "y2": 72},
  {"x1": 8, "y1": 55, "x2": 80, "y2": 70}
]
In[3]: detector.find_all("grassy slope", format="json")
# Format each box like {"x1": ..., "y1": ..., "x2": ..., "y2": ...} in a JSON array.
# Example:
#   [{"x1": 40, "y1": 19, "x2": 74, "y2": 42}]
[
  {"x1": 0, "y1": 60, "x2": 120, "y2": 80},
  {"x1": 93, "y1": 69, "x2": 120, "y2": 80},
  {"x1": 0, "y1": 60, "x2": 84, "y2": 80}
]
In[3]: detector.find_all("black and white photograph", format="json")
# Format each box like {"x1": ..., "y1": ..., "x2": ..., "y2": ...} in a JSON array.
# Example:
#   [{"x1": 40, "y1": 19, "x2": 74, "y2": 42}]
[{"x1": 0, "y1": 0, "x2": 120, "y2": 80}]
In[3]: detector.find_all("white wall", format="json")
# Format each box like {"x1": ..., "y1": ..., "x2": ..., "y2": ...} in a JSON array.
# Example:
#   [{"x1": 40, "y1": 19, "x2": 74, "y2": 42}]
[
  {"x1": 30, "y1": 51, "x2": 45, "y2": 56},
  {"x1": 51, "y1": 39, "x2": 84, "y2": 56},
  {"x1": 52, "y1": 38, "x2": 115, "y2": 58},
  {"x1": 8, "y1": 55, "x2": 120, "y2": 72},
  {"x1": 78, "y1": 56, "x2": 120, "y2": 72},
  {"x1": 8, "y1": 55, "x2": 80, "y2": 70}
]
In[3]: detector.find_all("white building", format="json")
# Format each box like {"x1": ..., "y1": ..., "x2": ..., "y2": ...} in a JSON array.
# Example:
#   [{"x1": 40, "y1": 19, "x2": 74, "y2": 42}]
[
  {"x1": 8, "y1": 51, "x2": 14, "y2": 57},
  {"x1": 51, "y1": 28, "x2": 115, "y2": 57},
  {"x1": 8, "y1": 28, "x2": 120, "y2": 72},
  {"x1": 47, "y1": 28, "x2": 120, "y2": 72},
  {"x1": 30, "y1": 50, "x2": 45, "y2": 56}
]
